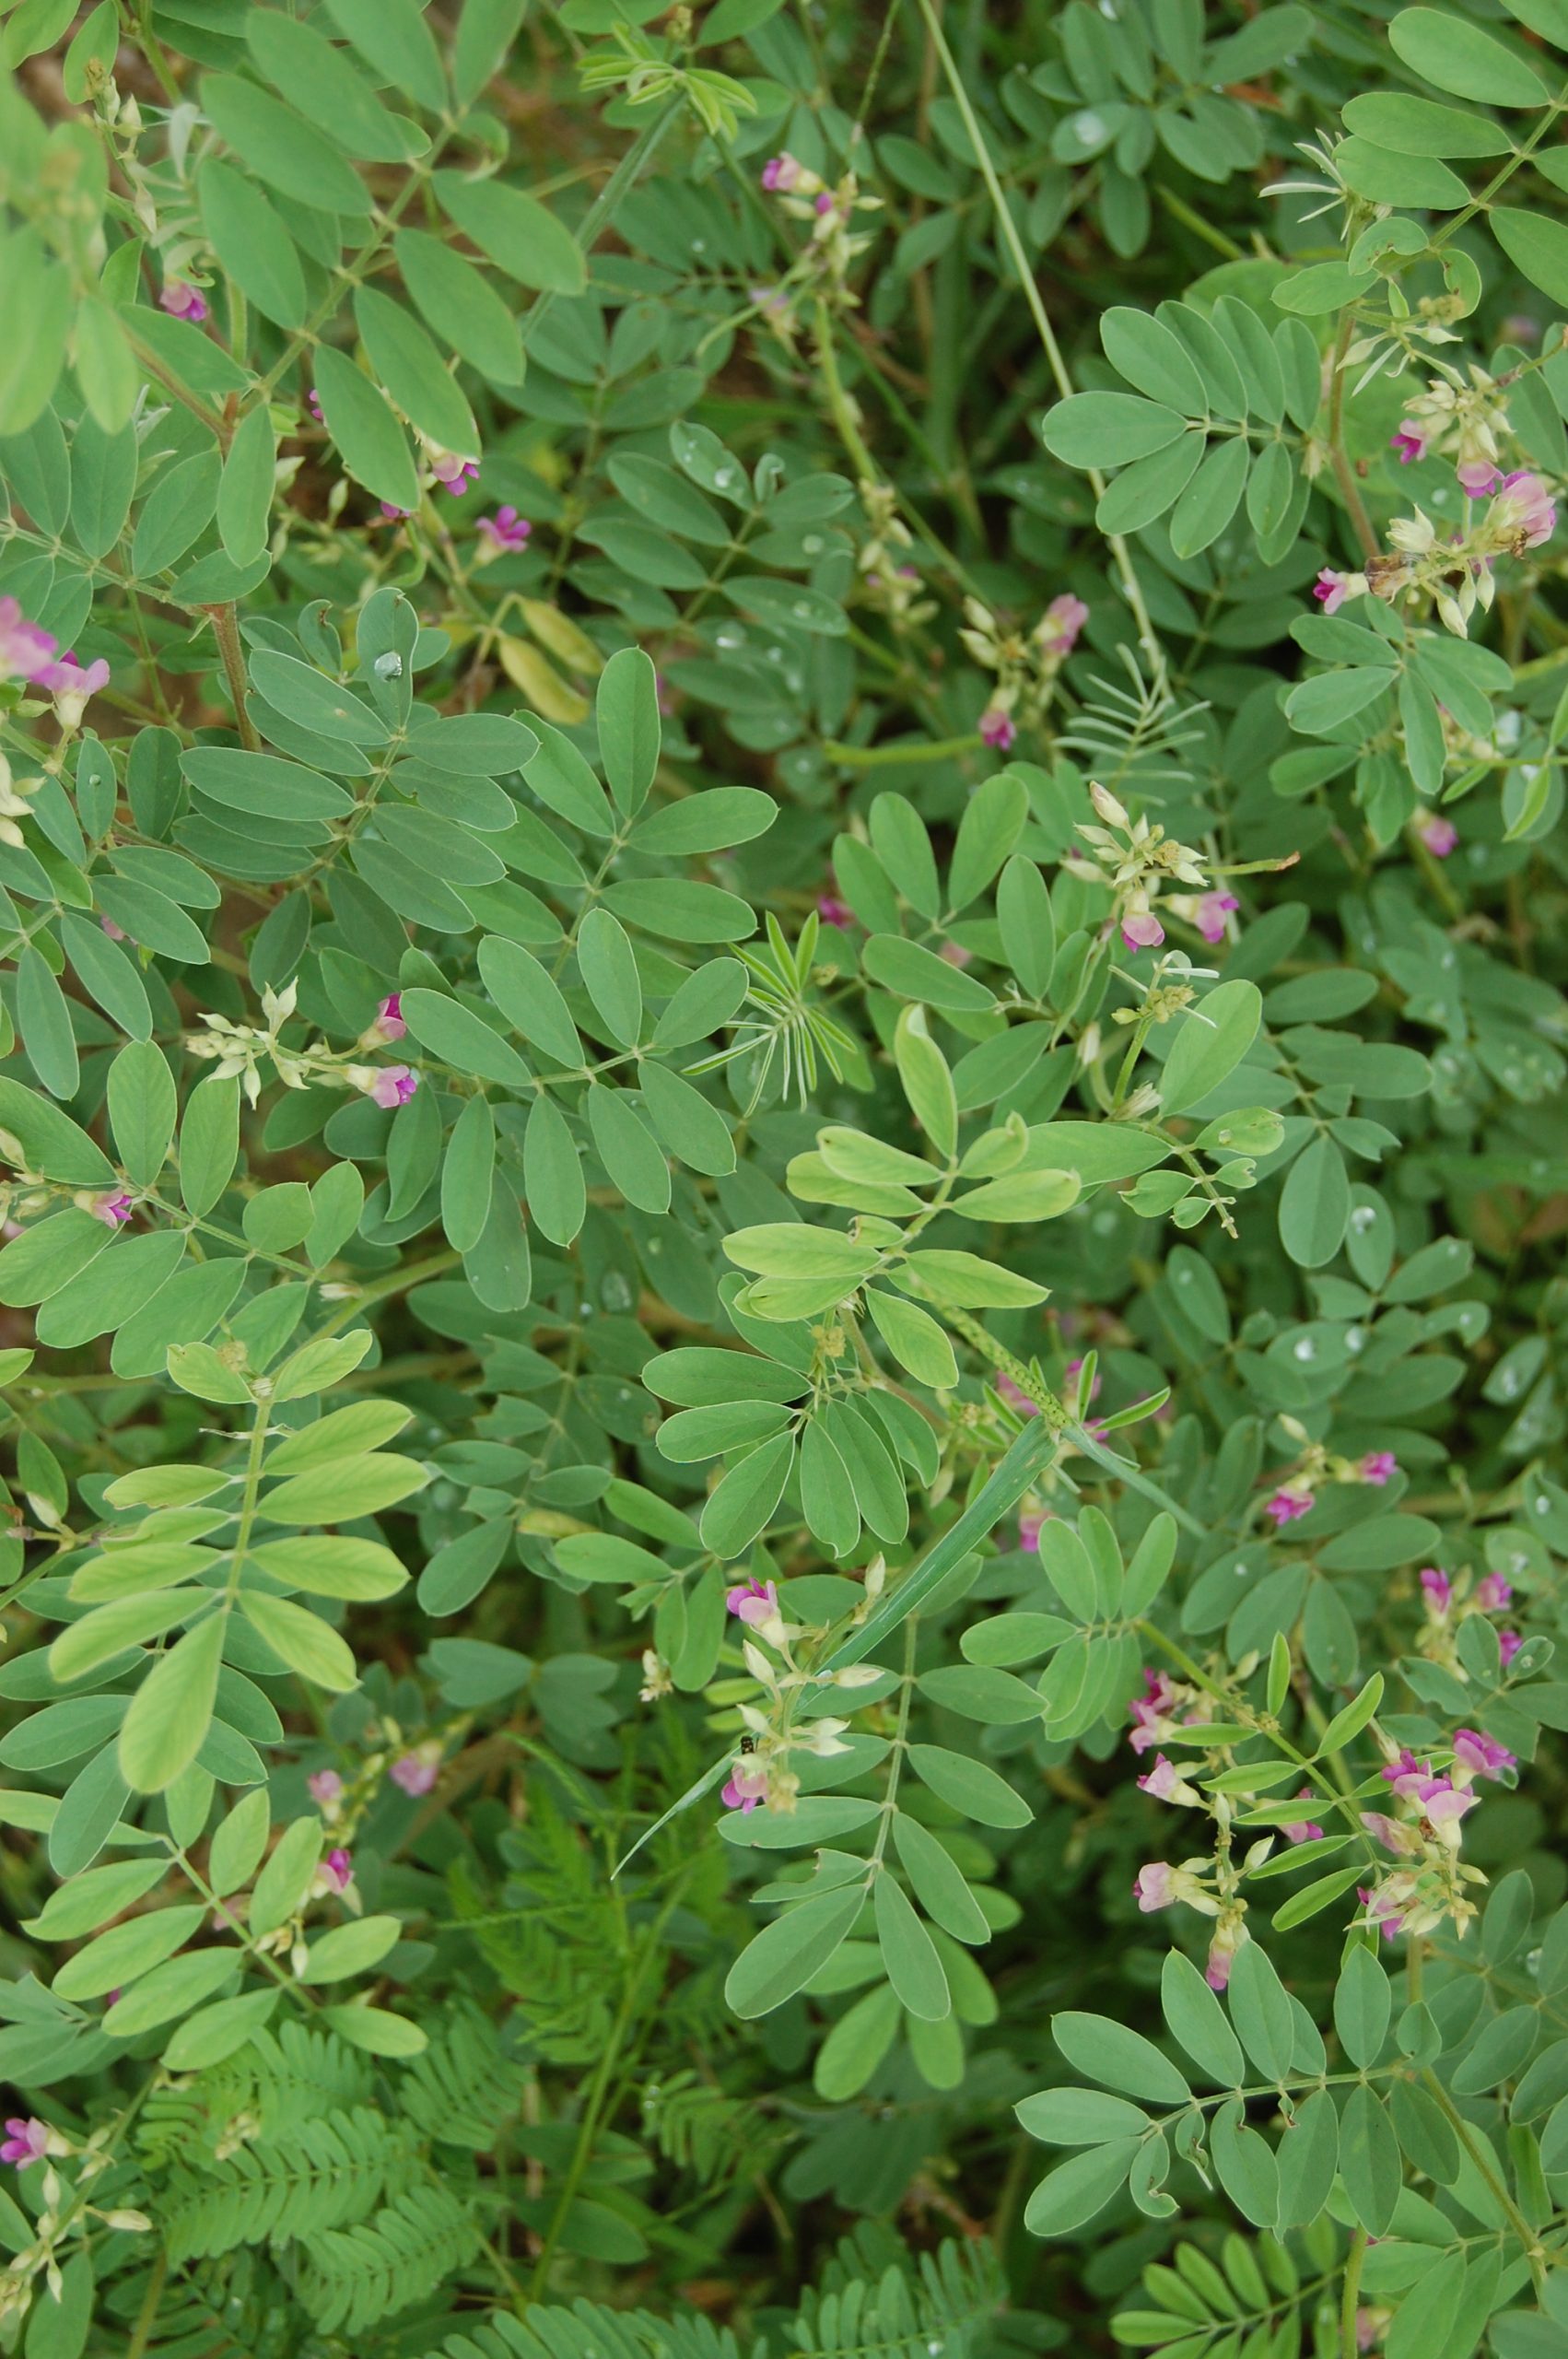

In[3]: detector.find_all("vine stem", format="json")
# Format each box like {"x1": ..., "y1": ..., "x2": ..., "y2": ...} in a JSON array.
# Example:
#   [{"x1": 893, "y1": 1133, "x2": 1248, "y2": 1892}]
[
  {"x1": 1340, "y1": 2227, "x2": 1367, "y2": 2359},
  {"x1": 1328, "y1": 311, "x2": 1379, "y2": 565},
  {"x1": 912, "y1": 0, "x2": 1166, "y2": 684},
  {"x1": 1419, "y1": 2066, "x2": 1550, "y2": 2294},
  {"x1": 203, "y1": 604, "x2": 260, "y2": 751}
]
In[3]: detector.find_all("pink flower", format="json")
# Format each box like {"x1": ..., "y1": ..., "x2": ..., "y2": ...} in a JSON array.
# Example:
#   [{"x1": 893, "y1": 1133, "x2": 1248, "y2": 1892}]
[
  {"x1": 1359, "y1": 1884, "x2": 1407, "y2": 1941},
  {"x1": 1313, "y1": 568, "x2": 1365, "y2": 614},
  {"x1": 1037, "y1": 593, "x2": 1089, "y2": 655},
  {"x1": 1018, "y1": 1509, "x2": 1045, "y2": 1552},
  {"x1": 995, "y1": 1372, "x2": 1040, "y2": 1418},
  {"x1": 1192, "y1": 891, "x2": 1238, "y2": 944},
  {"x1": 1137, "y1": 1754, "x2": 1199, "y2": 1806},
  {"x1": 91, "y1": 1191, "x2": 134, "y2": 1228},
  {"x1": 1283, "y1": 1792, "x2": 1324, "y2": 1844},
  {"x1": 722, "y1": 1760, "x2": 767, "y2": 1813},
  {"x1": 1457, "y1": 459, "x2": 1501, "y2": 499},
  {"x1": 939, "y1": 939, "x2": 972, "y2": 968},
  {"x1": 430, "y1": 452, "x2": 479, "y2": 496},
  {"x1": 1128, "y1": 1669, "x2": 1187, "y2": 1755},
  {"x1": 1362, "y1": 1811, "x2": 1417, "y2": 1856},
  {"x1": 158, "y1": 281, "x2": 208, "y2": 323},
  {"x1": 1453, "y1": 1728, "x2": 1515, "y2": 1781},
  {"x1": 978, "y1": 705, "x2": 1015, "y2": 750},
  {"x1": 1361, "y1": 1451, "x2": 1398, "y2": 1486},
  {"x1": 320, "y1": 1848, "x2": 354, "y2": 1894},
  {"x1": 1391, "y1": 426, "x2": 1427, "y2": 464},
  {"x1": 1491, "y1": 469, "x2": 1557, "y2": 548},
  {"x1": 308, "y1": 1769, "x2": 343, "y2": 1807},
  {"x1": 380, "y1": 502, "x2": 413, "y2": 522},
  {"x1": 1133, "y1": 1861, "x2": 1177, "y2": 1912},
  {"x1": 761, "y1": 154, "x2": 802, "y2": 193},
  {"x1": 374, "y1": 993, "x2": 405, "y2": 1041},
  {"x1": 390, "y1": 1747, "x2": 439, "y2": 1796},
  {"x1": 1500, "y1": 1630, "x2": 1524, "y2": 1667},
  {"x1": 1419, "y1": 814, "x2": 1458, "y2": 857},
  {"x1": 1265, "y1": 1486, "x2": 1312, "y2": 1526},
  {"x1": 99, "y1": 916, "x2": 127, "y2": 941},
  {"x1": 1064, "y1": 1356, "x2": 1101, "y2": 1405},
  {"x1": 0, "y1": 2118, "x2": 49, "y2": 2167},
  {"x1": 307, "y1": 386, "x2": 324, "y2": 424},
  {"x1": 364, "y1": 1065, "x2": 418, "y2": 1109},
  {"x1": 477, "y1": 506, "x2": 532, "y2": 552},
  {"x1": 813, "y1": 191, "x2": 836, "y2": 217},
  {"x1": 1205, "y1": 1919, "x2": 1245, "y2": 1991},
  {"x1": 37, "y1": 652, "x2": 110, "y2": 705},
  {"x1": 1420, "y1": 1567, "x2": 1452, "y2": 1616},
  {"x1": 1476, "y1": 1574, "x2": 1513, "y2": 1613},
  {"x1": 1120, "y1": 909, "x2": 1164, "y2": 951},
  {"x1": 724, "y1": 1577, "x2": 779, "y2": 1629},
  {"x1": 816, "y1": 893, "x2": 852, "y2": 929},
  {"x1": 0, "y1": 596, "x2": 57, "y2": 685}
]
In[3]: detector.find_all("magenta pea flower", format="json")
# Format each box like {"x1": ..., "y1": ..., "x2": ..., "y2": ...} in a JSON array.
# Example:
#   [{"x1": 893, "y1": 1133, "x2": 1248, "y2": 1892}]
[
  {"x1": 0, "y1": 596, "x2": 58, "y2": 686},
  {"x1": 1283, "y1": 1791, "x2": 1325, "y2": 1844},
  {"x1": 1359, "y1": 1884, "x2": 1407, "y2": 1941},
  {"x1": 1457, "y1": 459, "x2": 1501, "y2": 499},
  {"x1": 158, "y1": 280, "x2": 208, "y2": 323},
  {"x1": 1313, "y1": 568, "x2": 1365, "y2": 614},
  {"x1": 0, "y1": 2118, "x2": 49, "y2": 2167},
  {"x1": 380, "y1": 502, "x2": 414, "y2": 522},
  {"x1": 91, "y1": 1191, "x2": 134, "y2": 1228},
  {"x1": 476, "y1": 506, "x2": 532, "y2": 552},
  {"x1": 1137, "y1": 1755, "x2": 1200, "y2": 1807},
  {"x1": 1452, "y1": 1728, "x2": 1515, "y2": 1781},
  {"x1": 307, "y1": 385, "x2": 324, "y2": 424},
  {"x1": 308, "y1": 1768, "x2": 343, "y2": 1809},
  {"x1": 354, "y1": 1064, "x2": 418, "y2": 1109},
  {"x1": 724, "y1": 1577, "x2": 779, "y2": 1629},
  {"x1": 978, "y1": 705, "x2": 1015, "y2": 751},
  {"x1": 1419, "y1": 814, "x2": 1458, "y2": 857},
  {"x1": 373, "y1": 993, "x2": 405, "y2": 1042},
  {"x1": 38, "y1": 653, "x2": 110, "y2": 723},
  {"x1": 1192, "y1": 891, "x2": 1239, "y2": 944},
  {"x1": 320, "y1": 1848, "x2": 354, "y2": 1895},
  {"x1": 1265, "y1": 1485, "x2": 1312, "y2": 1527},
  {"x1": 761, "y1": 154, "x2": 802, "y2": 193},
  {"x1": 1133, "y1": 1861, "x2": 1178, "y2": 1912},
  {"x1": 1018, "y1": 1508, "x2": 1046, "y2": 1552},
  {"x1": 1420, "y1": 1567, "x2": 1453, "y2": 1617},
  {"x1": 1499, "y1": 1629, "x2": 1524, "y2": 1667},
  {"x1": 390, "y1": 1745, "x2": 440, "y2": 1796},
  {"x1": 816, "y1": 894, "x2": 852, "y2": 929},
  {"x1": 1476, "y1": 1573, "x2": 1513, "y2": 1614},
  {"x1": 1120, "y1": 908, "x2": 1164, "y2": 952},
  {"x1": 1205, "y1": 1921, "x2": 1245, "y2": 1991},
  {"x1": 722, "y1": 1760, "x2": 767, "y2": 1813},
  {"x1": 1491, "y1": 468, "x2": 1557, "y2": 547},
  {"x1": 1036, "y1": 592, "x2": 1089, "y2": 655},
  {"x1": 1391, "y1": 424, "x2": 1427, "y2": 464},
  {"x1": 1361, "y1": 1450, "x2": 1398, "y2": 1486},
  {"x1": 431, "y1": 452, "x2": 480, "y2": 496}
]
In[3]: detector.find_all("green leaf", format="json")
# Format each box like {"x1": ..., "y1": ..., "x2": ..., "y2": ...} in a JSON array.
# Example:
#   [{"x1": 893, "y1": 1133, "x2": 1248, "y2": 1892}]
[
  {"x1": 1339, "y1": 2082, "x2": 1402, "y2": 2233},
  {"x1": 1279, "y1": 1134, "x2": 1349, "y2": 1268},
  {"x1": 907, "y1": 1742, "x2": 1032, "y2": 1827},
  {"x1": 108, "y1": 1040, "x2": 176, "y2": 1187},
  {"x1": 1492, "y1": 207, "x2": 1568, "y2": 309},
  {"x1": 1226, "y1": 1942, "x2": 1294, "y2": 2081},
  {"x1": 874, "y1": 1871, "x2": 949, "y2": 2019},
  {"x1": 202, "y1": 73, "x2": 372, "y2": 215},
  {"x1": 699, "y1": 1431, "x2": 795, "y2": 1557},
  {"x1": 596, "y1": 648, "x2": 661, "y2": 816},
  {"x1": 1024, "y1": 2142, "x2": 1140, "y2": 2236},
  {"x1": 1334, "y1": 1943, "x2": 1392, "y2": 2068},
  {"x1": 1161, "y1": 1949, "x2": 1246, "y2": 2085},
  {"x1": 433, "y1": 169, "x2": 587, "y2": 294},
  {"x1": 196, "y1": 158, "x2": 308, "y2": 328},
  {"x1": 246, "y1": 8, "x2": 423, "y2": 160},
  {"x1": 577, "y1": 908, "x2": 642, "y2": 1046},
  {"x1": 393, "y1": 229, "x2": 525, "y2": 386},
  {"x1": 323, "y1": 0, "x2": 448, "y2": 111},
  {"x1": 866, "y1": 1288, "x2": 958, "y2": 1388},
  {"x1": 725, "y1": 1885, "x2": 865, "y2": 2017},
  {"x1": 118, "y1": 1614, "x2": 224, "y2": 1793},
  {"x1": 298, "y1": 1913, "x2": 402, "y2": 1982},
  {"x1": 1387, "y1": 6, "x2": 1549, "y2": 104},
  {"x1": 1341, "y1": 91, "x2": 1512, "y2": 157},
  {"x1": 1159, "y1": 980, "x2": 1262, "y2": 1115},
  {"x1": 1042, "y1": 393, "x2": 1189, "y2": 466},
  {"x1": 1094, "y1": 431, "x2": 1205, "y2": 533},
  {"x1": 353, "y1": 287, "x2": 478, "y2": 457},
  {"x1": 238, "y1": 1594, "x2": 359, "y2": 1691},
  {"x1": 312, "y1": 346, "x2": 420, "y2": 512},
  {"x1": 216, "y1": 403, "x2": 276, "y2": 565}
]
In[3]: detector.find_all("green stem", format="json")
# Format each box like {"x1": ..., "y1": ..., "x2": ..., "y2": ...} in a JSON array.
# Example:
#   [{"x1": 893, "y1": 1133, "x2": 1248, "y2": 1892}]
[{"x1": 1340, "y1": 2228, "x2": 1367, "y2": 2359}]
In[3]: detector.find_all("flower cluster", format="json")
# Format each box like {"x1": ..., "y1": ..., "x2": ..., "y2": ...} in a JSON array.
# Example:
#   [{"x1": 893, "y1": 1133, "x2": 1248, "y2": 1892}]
[
  {"x1": 960, "y1": 593, "x2": 1089, "y2": 750},
  {"x1": 1389, "y1": 367, "x2": 1512, "y2": 475},
  {"x1": 187, "y1": 986, "x2": 419, "y2": 1110},
  {"x1": 1075, "y1": 781, "x2": 1213, "y2": 953},
  {"x1": 0, "y1": 598, "x2": 110, "y2": 729},
  {"x1": 756, "y1": 154, "x2": 881, "y2": 315},
  {"x1": 1315, "y1": 465, "x2": 1558, "y2": 638},
  {"x1": 1418, "y1": 1563, "x2": 1525, "y2": 1673},
  {"x1": 1358, "y1": 1729, "x2": 1516, "y2": 1942},
  {"x1": 1263, "y1": 1444, "x2": 1398, "y2": 1528}
]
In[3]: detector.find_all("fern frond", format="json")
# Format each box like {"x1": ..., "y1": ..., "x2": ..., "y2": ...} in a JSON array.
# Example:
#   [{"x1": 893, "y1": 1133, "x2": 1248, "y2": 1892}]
[
  {"x1": 160, "y1": 2109, "x2": 421, "y2": 2262},
  {"x1": 417, "y1": 2295, "x2": 747, "y2": 2359},
  {"x1": 1057, "y1": 647, "x2": 1209, "y2": 793},
  {"x1": 400, "y1": 2003, "x2": 529, "y2": 2150},
  {"x1": 792, "y1": 2237, "x2": 1006, "y2": 2359},
  {"x1": 296, "y1": 2181, "x2": 481, "y2": 2334}
]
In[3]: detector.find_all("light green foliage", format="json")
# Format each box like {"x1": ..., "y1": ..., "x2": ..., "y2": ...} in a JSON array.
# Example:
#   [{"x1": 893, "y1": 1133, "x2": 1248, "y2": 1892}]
[{"x1": 1, "y1": 0, "x2": 1568, "y2": 2353}]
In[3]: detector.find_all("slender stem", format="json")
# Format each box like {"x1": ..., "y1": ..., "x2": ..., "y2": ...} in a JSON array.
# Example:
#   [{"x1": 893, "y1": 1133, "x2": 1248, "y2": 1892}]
[
  {"x1": 1328, "y1": 311, "x2": 1379, "y2": 564},
  {"x1": 912, "y1": 0, "x2": 1165, "y2": 682},
  {"x1": 1419, "y1": 2066, "x2": 1548, "y2": 2292},
  {"x1": 1340, "y1": 2228, "x2": 1367, "y2": 2359},
  {"x1": 204, "y1": 604, "x2": 260, "y2": 750}
]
